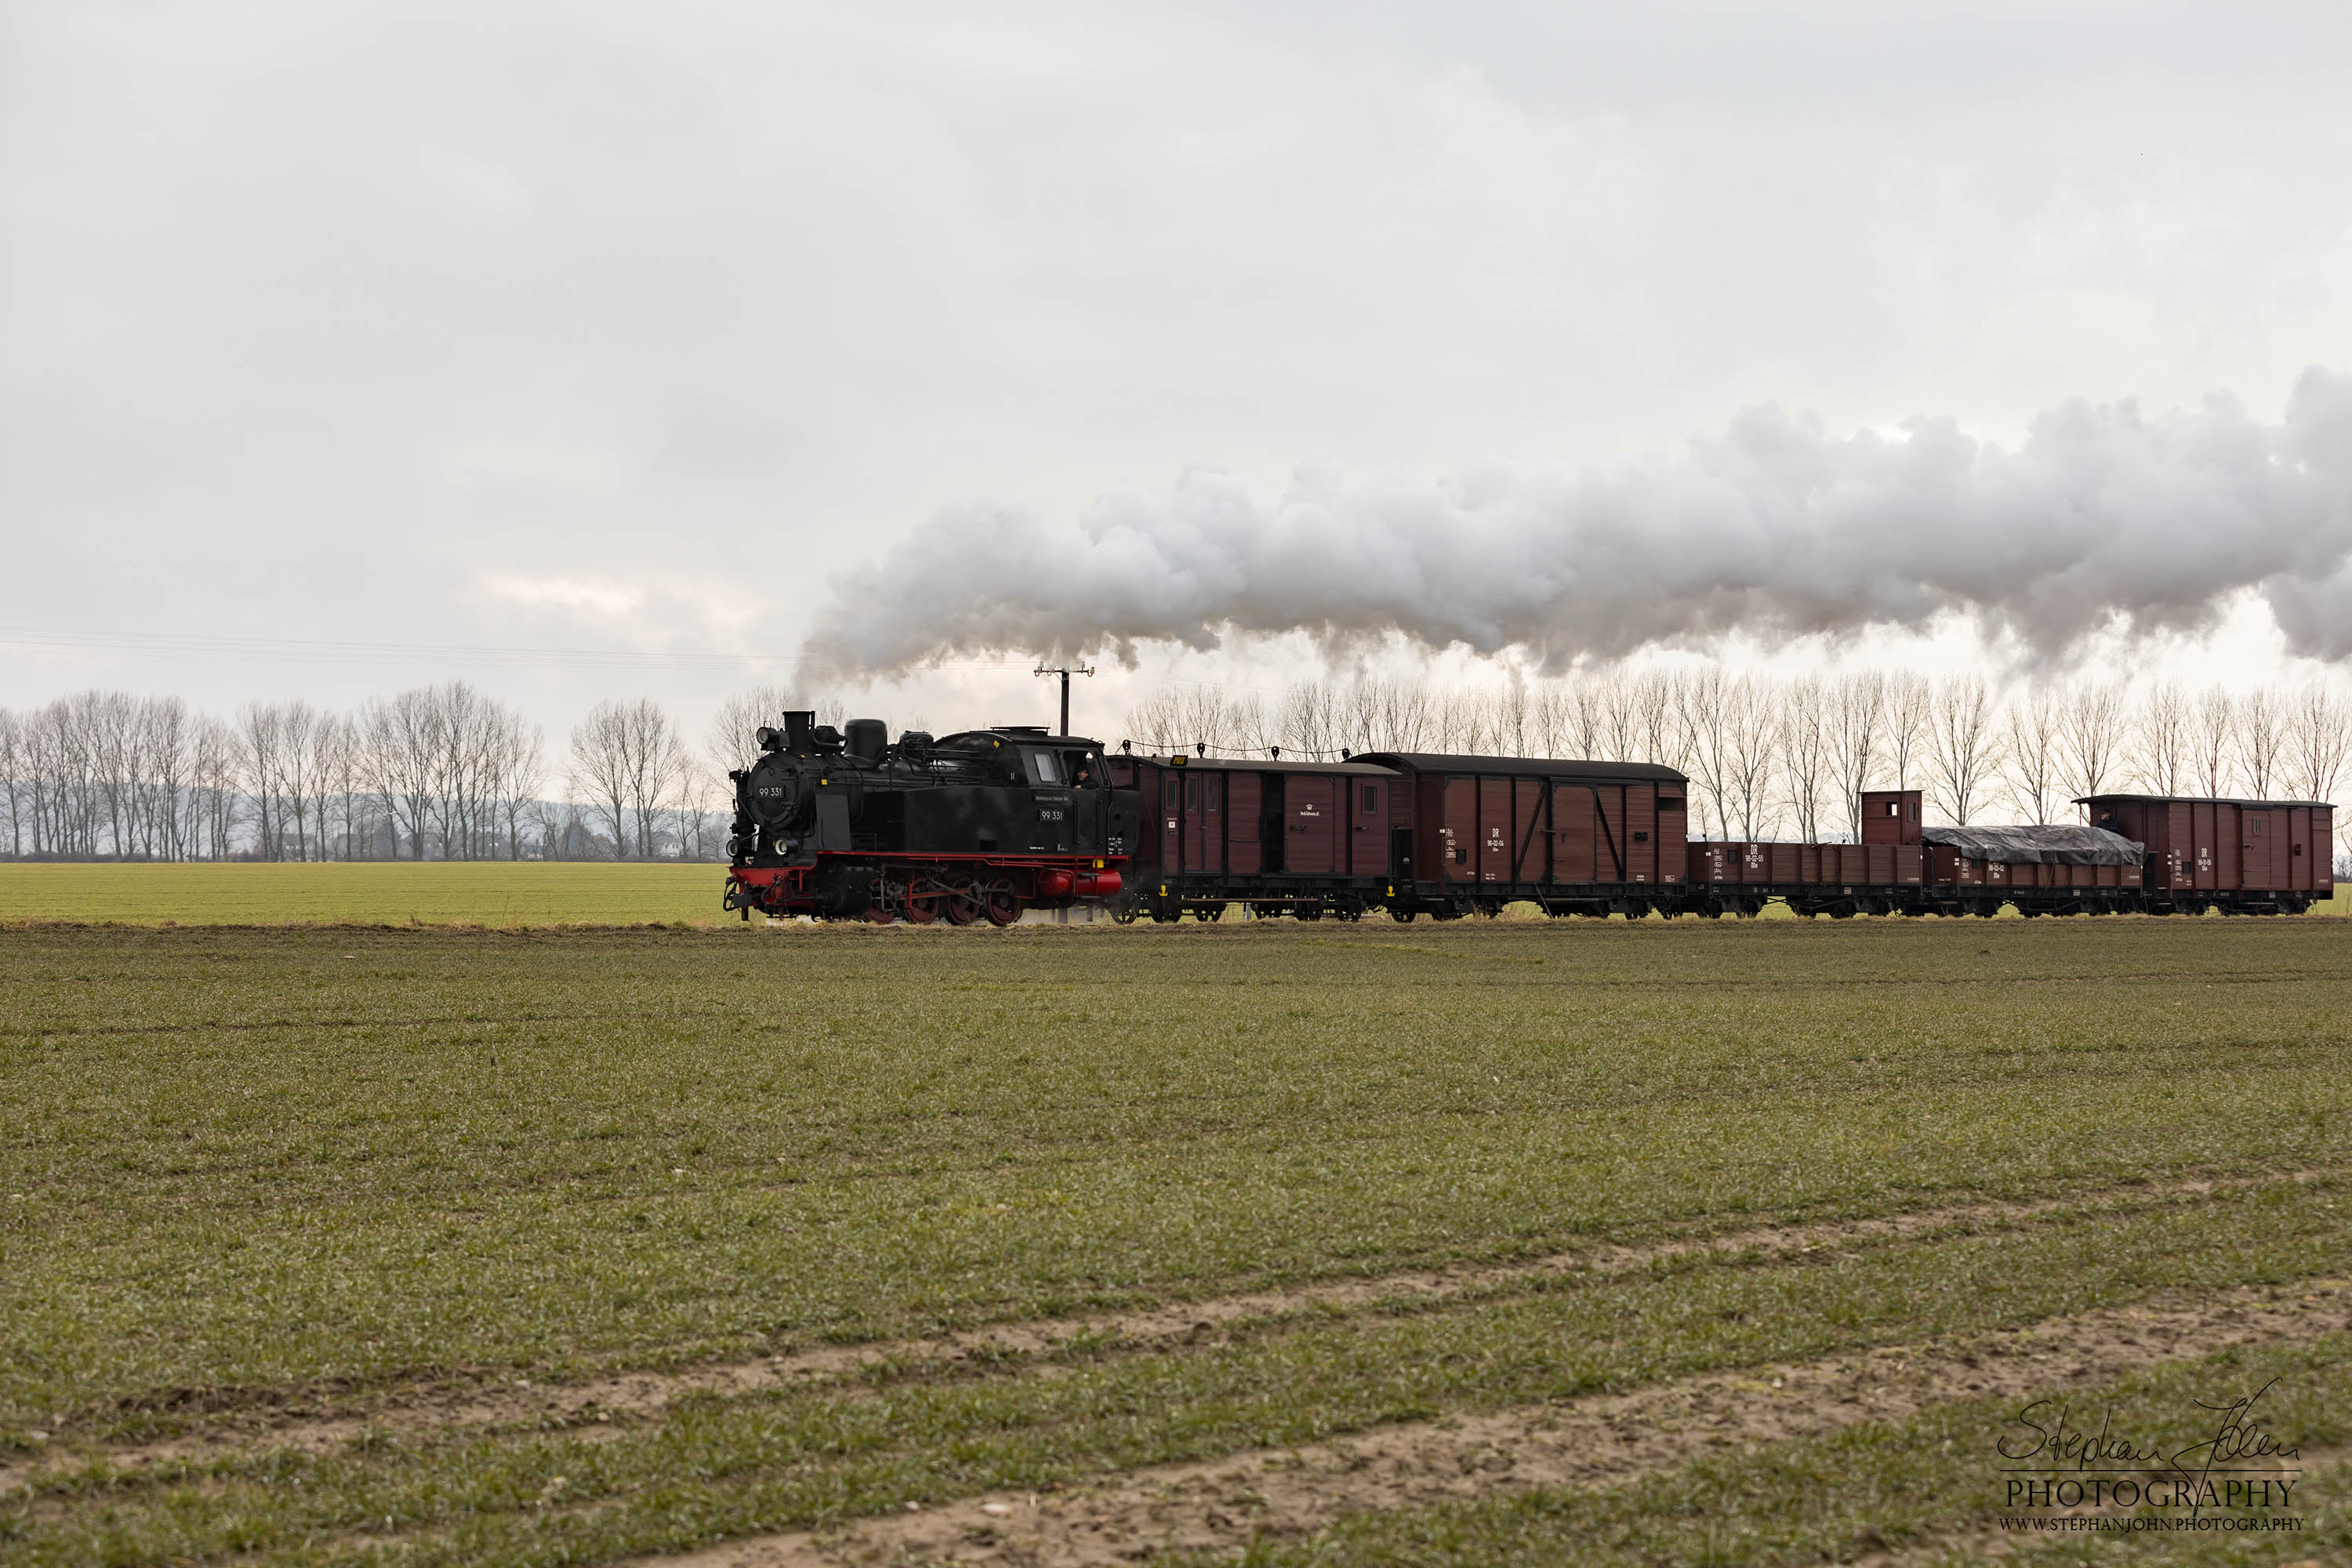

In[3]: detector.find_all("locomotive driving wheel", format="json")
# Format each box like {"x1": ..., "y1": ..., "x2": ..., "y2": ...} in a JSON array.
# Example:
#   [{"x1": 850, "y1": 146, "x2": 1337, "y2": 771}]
[
  {"x1": 942, "y1": 883, "x2": 983, "y2": 925},
  {"x1": 983, "y1": 884, "x2": 1022, "y2": 927}
]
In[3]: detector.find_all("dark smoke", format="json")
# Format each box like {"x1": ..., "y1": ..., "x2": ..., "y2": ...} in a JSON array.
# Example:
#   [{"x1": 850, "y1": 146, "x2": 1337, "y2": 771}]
[{"x1": 802, "y1": 368, "x2": 2352, "y2": 676}]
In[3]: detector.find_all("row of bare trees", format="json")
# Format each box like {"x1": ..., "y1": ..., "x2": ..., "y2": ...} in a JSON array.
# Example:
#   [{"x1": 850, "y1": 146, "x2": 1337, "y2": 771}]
[
  {"x1": 1124, "y1": 670, "x2": 2352, "y2": 841},
  {"x1": 0, "y1": 684, "x2": 750, "y2": 862}
]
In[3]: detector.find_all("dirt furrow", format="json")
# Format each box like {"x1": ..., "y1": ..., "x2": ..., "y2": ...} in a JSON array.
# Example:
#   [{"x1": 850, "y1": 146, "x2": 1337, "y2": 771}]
[
  {"x1": 9, "y1": 1167, "x2": 2330, "y2": 1490},
  {"x1": 640, "y1": 1278, "x2": 2352, "y2": 1567}
]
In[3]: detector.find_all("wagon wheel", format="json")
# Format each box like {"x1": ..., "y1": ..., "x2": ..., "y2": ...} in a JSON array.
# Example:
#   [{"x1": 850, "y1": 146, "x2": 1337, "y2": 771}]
[
  {"x1": 985, "y1": 888, "x2": 1022, "y2": 927},
  {"x1": 1393, "y1": 909, "x2": 1416, "y2": 923},
  {"x1": 1111, "y1": 902, "x2": 1139, "y2": 925}
]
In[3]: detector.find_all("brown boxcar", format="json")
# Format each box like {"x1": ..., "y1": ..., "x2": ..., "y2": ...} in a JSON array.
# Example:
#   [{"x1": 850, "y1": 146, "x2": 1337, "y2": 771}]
[
  {"x1": 1105, "y1": 753, "x2": 1398, "y2": 920},
  {"x1": 2078, "y1": 794, "x2": 2334, "y2": 913},
  {"x1": 1352, "y1": 753, "x2": 1689, "y2": 918}
]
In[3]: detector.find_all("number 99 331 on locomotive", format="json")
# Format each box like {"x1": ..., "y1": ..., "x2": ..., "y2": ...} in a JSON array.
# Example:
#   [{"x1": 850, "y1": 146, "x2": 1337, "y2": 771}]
[{"x1": 723, "y1": 711, "x2": 1141, "y2": 924}]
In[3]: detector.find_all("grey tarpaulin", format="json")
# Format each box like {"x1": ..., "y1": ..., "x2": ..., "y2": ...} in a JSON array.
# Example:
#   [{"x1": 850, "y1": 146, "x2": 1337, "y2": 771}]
[{"x1": 1919, "y1": 824, "x2": 2143, "y2": 866}]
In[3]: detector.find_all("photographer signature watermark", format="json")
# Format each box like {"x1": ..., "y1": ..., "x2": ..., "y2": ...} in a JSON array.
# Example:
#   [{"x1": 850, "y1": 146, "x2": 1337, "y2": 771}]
[{"x1": 1994, "y1": 1378, "x2": 2303, "y2": 1534}]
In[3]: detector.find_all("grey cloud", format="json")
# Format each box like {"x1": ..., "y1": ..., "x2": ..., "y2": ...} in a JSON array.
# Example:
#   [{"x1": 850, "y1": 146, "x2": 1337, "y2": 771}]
[{"x1": 804, "y1": 369, "x2": 2352, "y2": 674}]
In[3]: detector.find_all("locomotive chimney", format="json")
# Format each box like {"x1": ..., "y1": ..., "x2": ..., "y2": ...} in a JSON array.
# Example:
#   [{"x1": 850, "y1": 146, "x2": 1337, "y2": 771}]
[{"x1": 781, "y1": 710, "x2": 815, "y2": 753}]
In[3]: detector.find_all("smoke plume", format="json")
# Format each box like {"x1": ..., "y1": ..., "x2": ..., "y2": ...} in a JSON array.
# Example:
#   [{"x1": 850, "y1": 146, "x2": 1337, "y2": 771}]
[{"x1": 803, "y1": 368, "x2": 2352, "y2": 676}]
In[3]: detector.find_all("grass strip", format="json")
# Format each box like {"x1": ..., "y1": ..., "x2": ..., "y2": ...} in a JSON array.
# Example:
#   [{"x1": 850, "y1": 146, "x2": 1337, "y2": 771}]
[
  {"x1": 0, "y1": 863, "x2": 733, "y2": 928},
  {"x1": 9, "y1": 1177, "x2": 2350, "y2": 1567}
]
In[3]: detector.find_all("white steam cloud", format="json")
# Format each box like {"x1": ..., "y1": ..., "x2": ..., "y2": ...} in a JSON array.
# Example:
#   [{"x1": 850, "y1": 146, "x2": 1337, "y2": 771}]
[{"x1": 804, "y1": 369, "x2": 2352, "y2": 676}]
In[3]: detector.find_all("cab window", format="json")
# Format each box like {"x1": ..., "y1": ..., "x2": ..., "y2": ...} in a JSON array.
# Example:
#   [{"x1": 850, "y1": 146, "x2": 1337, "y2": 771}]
[{"x1": 1029, "y1": 750, "x2": 1064, "y2": 787}]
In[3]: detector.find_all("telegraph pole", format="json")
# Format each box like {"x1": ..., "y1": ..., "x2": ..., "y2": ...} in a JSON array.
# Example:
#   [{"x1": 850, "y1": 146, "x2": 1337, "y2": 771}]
[{"x1": 1033, "y1": 662, "x2": 1094, "y2": 735}]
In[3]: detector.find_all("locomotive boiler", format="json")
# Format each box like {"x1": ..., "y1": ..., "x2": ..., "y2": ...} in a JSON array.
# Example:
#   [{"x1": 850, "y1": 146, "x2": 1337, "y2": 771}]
[{"x1": 724, "y1": 712, "x2": 1140, "y2": 923}]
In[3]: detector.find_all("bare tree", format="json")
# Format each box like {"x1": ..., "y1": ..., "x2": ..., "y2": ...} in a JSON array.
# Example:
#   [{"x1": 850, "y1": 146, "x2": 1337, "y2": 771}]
[
  {"x1": 1278, "y1": 681, "x2": 1346, "y2": 758},
  {"x1": 494, "y1": 714, "x2": 546, "y2": 860},
  {"x1": 707, "y1": 684, "x2": 797, "y2": 775},
  {"x1": 1926, "y1": 675, "x2": 2002, "y2": 826},
  {"x1": 238, "y1": 702, "x2": 290, "y2": 860},
  {"x1": 190, "y1": 713, "x2": 238, "y2": 860},
  {"x1": 1489, "y1": 678, "x2": 1535, "y2": 757},
  {"x1": 2190, "y1": 688, "x2": 2234, "y2": 797},
  {"x1": 0, "y1": 709, "x2": 24, "y2": 858},
  {"x1": 2288, "y1": 682, "x2": 2352, "y2": 804},
  {"x1": 570, "y1": 703, "x2": 636, "y2": 857},
  {"x1": 1349, "y1": 677, "x2": 1434, "y2": 753},
  {"x1": 1883, "y1": 670, "x2": 1931, "y2": 791},
  {"x1": 1127, "y1": 684, "x2": 1272, "y2": 757},
  {"x1": 1827, "y1": 670, "x2": 1885, "y2": 839},
  {"x1": 361, "y1": 689, "x2": 440, "y2": 858},
  {"x1": 1676, "y1": 666, "x2": 1731, "y2": 839},
  {"x1": 2058, "y1": 681, "x2": 2128, "y2": 808},
  {"x1": 2234, "y1": 686, "x2": 2286, "y2": 797},
  {"x1": 2002, "y1": 688, "x2": 2063, "y2": 825},
  {"x1": 1562, "y1": 670, "x2": 1610, "y2": 757},
  {"x1": 2132, "y1": 682, "x2": 2190, "y2": 797},
  {"x1": 1632, "y1": 669, "x2": 1683, "y2": 769},
  {"x1": 1719, "y1": 675, "x2": 1781, "y2": 839},
  {"x1": 568, "y1": 699, "x2": 688, "y2": 858},
  {"x1": 1777, "y1": 677, "x2": 1832, "y2": 840}
]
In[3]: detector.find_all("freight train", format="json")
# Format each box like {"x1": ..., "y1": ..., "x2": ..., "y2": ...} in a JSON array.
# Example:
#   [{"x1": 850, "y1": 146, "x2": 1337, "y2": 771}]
[{"x1": 724, "y1": 714, "x2": 2333, "y2": 923}]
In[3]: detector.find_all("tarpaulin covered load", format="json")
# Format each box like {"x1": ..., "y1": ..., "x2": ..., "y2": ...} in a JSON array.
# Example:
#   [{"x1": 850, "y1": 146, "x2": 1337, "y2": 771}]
[{"x1": 1920, "y1": 824, "x2": 2143, "y2": 866}]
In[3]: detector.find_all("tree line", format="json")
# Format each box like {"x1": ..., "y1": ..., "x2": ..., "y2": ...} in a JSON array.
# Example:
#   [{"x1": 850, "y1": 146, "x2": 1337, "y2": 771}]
[
  {"x1": 11, "y1": 670, "x2": 2345, "y2": 861},
  {"x1": 1123, "y1": 670, "x2": 2352, "y2": 844},
  {"x1": 0, "y1": 683, "x2": 837, "y2": 862}
]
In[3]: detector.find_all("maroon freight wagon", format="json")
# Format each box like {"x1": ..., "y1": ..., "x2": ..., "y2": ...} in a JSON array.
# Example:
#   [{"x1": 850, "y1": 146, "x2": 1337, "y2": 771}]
[
  {"x1": 1350, "y1": 753, "x2": 1689, "y2": 920},
  {"x1": 2078, "y1": 794, "x2": 2333, "y2": 914},
  {"x1": 1106, "y1": 753, "x2": 1397, "y2": 920},
  {"x1": 1679, "y1": 789, "x2": 2144, "y2": 916}
]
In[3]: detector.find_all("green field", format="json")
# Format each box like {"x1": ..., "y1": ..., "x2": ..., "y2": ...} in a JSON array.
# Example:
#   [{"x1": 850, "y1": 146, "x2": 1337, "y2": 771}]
[
  {"x1": 5, "y1": 918, "x2": 2350, "y2": 1566},
  {"x1": 2, "y1": 860, "x2": 2347, "y2": 930},
  {"x1": 0, "y1": 862, "x2": 730, "y2": 927}
]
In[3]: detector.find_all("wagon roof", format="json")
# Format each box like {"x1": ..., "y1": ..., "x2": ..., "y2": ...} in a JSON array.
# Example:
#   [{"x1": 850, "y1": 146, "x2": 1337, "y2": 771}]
[
  {"x1": 1123, "y1": 753, "x2": 1395, "y2": 776},
  {"x1": 2076, "y1": 793, "x2": 2334, "y2": 810},
  {"x1": 1351, "y1": 752, "x2": 1689, "y2": 786}
]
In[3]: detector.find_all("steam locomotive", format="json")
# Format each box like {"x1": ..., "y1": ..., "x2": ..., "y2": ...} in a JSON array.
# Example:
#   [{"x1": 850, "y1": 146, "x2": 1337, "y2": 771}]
[{"x1": 723, "y1": 712, "x2": 1139, "y2": 923}]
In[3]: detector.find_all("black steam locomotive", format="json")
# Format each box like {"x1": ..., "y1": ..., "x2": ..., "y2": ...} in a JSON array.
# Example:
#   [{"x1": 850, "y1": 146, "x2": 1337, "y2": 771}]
[{"x1": 724, "y1": 712, "x2": 1140, "y2": 923}]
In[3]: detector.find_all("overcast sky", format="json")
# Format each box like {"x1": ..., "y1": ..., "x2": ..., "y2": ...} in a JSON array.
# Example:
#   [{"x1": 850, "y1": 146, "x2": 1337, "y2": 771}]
[{"x1": 5, "y1": 1, "x2": 2350, "y2": 742}]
